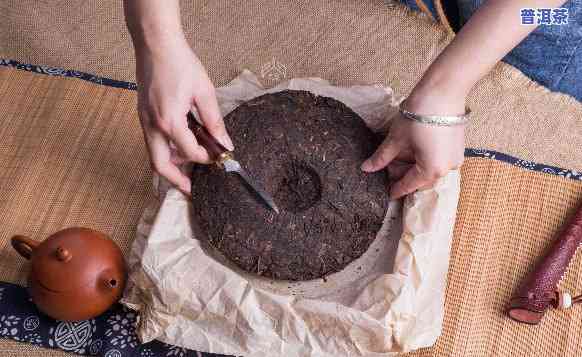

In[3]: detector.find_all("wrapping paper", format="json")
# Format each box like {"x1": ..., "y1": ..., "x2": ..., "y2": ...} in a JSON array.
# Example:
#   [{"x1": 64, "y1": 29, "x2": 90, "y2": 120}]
[{"x1": 122, "y1": 71, "x2": 461, "y2": 356}]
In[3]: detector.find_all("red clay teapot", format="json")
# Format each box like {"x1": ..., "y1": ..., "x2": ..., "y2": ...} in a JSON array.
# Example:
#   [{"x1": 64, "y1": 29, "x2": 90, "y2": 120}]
[{"x1": 11, "y1": 227, "x2": 127, "y2": 321}]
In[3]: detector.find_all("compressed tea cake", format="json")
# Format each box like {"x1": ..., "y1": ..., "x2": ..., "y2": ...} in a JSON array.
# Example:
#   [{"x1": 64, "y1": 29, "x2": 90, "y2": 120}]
[{"x1": 190, "y1": 90, "x2": 388, "y2": 281}]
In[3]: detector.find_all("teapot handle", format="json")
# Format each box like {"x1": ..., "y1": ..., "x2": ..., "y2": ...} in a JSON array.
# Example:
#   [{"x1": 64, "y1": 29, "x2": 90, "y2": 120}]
[{"x1": 11, "y1": 235, "x2": 40, "y2": 260}]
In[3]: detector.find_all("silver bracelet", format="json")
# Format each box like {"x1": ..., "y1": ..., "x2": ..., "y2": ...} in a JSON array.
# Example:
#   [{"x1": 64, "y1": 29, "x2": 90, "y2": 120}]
[{"x1": 399, "y1": 102, "x2": 471, "y2": 126}]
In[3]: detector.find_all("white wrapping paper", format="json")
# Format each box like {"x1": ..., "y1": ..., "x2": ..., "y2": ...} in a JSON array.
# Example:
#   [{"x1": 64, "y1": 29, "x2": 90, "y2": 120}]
[{"x1": 122, "y1": 71, "x2": 461, "y2": 356}]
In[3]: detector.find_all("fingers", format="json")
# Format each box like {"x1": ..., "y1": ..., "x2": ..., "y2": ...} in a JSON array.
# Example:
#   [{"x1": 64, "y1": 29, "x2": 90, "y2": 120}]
[
  {"x1": 142, "y1": 118, "x2": 192, "y2": 195},
  {"x1": 361, "y1": 137, "x2": 400, "y2": 172},
  {"x1": 169, "y1": 147, "x2": 188, "y2": 165},
  {"x1": 145, "y1": 104, "x2": 212, "y2": 164},
  {"x1": 389, "y1": 163, "x2": 449, "y2": 199},
  {"x1": 386, "y1": 160, "x2": 412, "y2": 181},
  {"x1": 169, "y1": 121, "x2": 212, "y2": 164},
  {"x1": 389, "y1": 164, "x2": 430, "y2": 200},
  {"x1": 194, "y1": 89, "x2": 234, "y2": 151}
]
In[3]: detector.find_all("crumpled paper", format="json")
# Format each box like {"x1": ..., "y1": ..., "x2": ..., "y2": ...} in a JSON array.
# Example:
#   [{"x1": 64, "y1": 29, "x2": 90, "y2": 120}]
[{"x1": 122, "y1": 70, "x2": 461, "y2": 356}]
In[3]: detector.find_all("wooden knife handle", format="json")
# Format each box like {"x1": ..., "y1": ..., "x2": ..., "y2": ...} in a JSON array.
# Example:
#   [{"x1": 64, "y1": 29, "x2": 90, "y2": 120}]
[{"x1": 186, "y1": 111, "x2": 229, "y2": 160}]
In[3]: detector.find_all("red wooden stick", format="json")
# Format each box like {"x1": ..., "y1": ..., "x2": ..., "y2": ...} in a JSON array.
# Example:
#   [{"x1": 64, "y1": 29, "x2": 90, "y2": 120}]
[{"x1": 508, "y1": 203, "x2": 582, "y2": 324}]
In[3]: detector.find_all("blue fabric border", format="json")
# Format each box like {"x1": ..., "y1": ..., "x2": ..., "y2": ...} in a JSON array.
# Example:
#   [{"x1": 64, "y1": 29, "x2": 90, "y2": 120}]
[
  {"x1": 1, "y1": 58, "x2": 580, "y2": 182},
  {"x1": 0, "y1": 59, "x2": 138, "y2": 91},
  {"x1": 0, "y1": 281, "x2": 228, "y2": 357},
  {"x1": 0, "y1": 59, "x2": 580, "y2": 356},
  {"x1": 464, "y1": 148, "x2": 581, "y2": 181}
]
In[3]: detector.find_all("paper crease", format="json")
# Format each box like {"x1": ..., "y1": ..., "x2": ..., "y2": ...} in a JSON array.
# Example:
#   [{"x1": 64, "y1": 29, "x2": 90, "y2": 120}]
[{"x1": 122, "y1": 71, "x2": 461, "y2": 356}]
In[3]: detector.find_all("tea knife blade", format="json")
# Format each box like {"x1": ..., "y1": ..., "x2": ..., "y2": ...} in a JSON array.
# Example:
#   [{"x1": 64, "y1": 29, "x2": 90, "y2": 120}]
[{"x1": 187, "y1": 112, "x2": 280, "y2": 214}]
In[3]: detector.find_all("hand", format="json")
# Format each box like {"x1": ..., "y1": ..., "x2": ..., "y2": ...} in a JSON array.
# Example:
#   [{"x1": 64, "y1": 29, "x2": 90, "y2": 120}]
[
  {"x1": 361, "y1": 92, "x2": 465, "y2": 200},
  {"x1": 135, "y1": 39, "x2": 233, "y2": 195}
]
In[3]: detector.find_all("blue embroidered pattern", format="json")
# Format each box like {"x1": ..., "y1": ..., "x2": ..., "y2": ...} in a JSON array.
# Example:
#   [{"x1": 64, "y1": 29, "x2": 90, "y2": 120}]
[
  {"x1": 0, "y1": 282, "x2": 227, "y2": 357},
  {"x1": 465, "y1": 148, "x2": 581, "y2": 180},
  {"x1": 0, "y1": 59, "x2": 580, "y2": 356},
  {"x1": 1, "y1": 58, "x2": 578, "y2": 182},
  {"x1": 0, "y1": 59, "x2": 138, "y2": 90}
]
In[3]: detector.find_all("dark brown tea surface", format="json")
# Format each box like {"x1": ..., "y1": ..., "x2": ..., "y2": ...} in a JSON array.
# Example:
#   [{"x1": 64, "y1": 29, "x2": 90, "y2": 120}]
[{"x1": 190, "y1": 90, "x2": 387, "y2": 281}]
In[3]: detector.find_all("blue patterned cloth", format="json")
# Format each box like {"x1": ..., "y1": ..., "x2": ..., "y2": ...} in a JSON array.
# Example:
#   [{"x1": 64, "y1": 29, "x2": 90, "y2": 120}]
[
  {"x1": 0, "y1": 59, "x2": 581, "y2": 356},
  {"x1": 1, "y1": 58, "x2": 581, "y2": 183},
  {"x1": 0, "y1": 282, "x2": 229, "y2": 357},
  {"x1": 400, "y1": 0, "x2": 582, "y2": 101}
]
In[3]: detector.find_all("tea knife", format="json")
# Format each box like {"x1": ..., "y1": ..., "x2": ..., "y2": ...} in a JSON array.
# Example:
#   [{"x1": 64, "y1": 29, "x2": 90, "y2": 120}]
[{"x1": 187, "y1": 112, "x2": 280, "y2": 214}]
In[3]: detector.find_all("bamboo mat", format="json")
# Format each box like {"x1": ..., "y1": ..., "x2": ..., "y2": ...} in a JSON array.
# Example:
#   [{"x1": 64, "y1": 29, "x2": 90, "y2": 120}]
[
  {"x1": 0, "y1": 68, "x2": 152, "y2": 284},
  {"x1": 1, "y1": 66, "x2": 582, "y2": 357},
  {"x1": 1, "y1": 0, "x2": 581, "y2": 172},
  {"x1": 1, "y1": 2, "x2": 582, "y2": 355}
]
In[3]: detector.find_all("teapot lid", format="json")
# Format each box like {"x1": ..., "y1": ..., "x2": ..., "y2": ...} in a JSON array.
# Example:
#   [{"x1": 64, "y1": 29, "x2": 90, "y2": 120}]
[{"x1": 30, "y1": 228, "x2": 125, "y2": 294}]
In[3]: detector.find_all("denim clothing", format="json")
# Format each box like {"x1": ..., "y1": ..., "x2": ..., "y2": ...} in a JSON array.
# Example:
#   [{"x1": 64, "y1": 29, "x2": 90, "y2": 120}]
[{"x1": 400, "y1": 0, "x2": 582, "y2": 101}]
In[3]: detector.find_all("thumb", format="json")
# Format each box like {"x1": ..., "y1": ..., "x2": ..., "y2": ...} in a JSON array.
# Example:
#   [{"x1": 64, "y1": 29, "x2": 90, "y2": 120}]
[
  {"x1": 361, "y1": 139, "x2": 400, "y2": 173},
  {"x1": 194, "y1": 91, "x2": 234, "y2": 151}
]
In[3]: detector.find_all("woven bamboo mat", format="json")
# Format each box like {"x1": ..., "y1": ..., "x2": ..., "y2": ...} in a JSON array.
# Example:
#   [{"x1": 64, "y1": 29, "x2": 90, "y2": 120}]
[
  {"x1": 0, "y1": 68, "x2": 153, "y2": 285},
  {"x1": 1, "y1": 0, "x2": 581, "y2": 171},
  {"x1": 1, "y1": 66, "x2": 582, "y2": 357}
]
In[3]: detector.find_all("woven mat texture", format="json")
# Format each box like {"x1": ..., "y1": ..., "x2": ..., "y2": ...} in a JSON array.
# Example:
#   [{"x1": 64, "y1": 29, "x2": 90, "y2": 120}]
[
  {"x1": 2, "y1": 65, "x2": 582, "y2": 357},
  {"x1": 0, "y1": 68, "x2": 153, "y2": 283},
  {"x1": 1, "y1": 0, "x2": 582, "y2": 355},
  {"x1": 1, "y1": 0, "x2": 581, "y2": 171}
]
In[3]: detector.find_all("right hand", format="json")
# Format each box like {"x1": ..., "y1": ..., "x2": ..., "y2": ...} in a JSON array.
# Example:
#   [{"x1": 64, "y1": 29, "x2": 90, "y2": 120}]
[
  {"x1": 135, "y1": 39, "x2": 233, "y2": 194},
  {"x1": 361, "y1": 89, "x2": 466, "y2": 199}
]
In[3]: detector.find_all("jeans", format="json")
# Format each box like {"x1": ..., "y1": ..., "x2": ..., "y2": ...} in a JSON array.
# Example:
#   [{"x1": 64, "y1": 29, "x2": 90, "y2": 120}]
[{"x1": 400, "y1": 0, "x2": 582, "y2": 102}]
